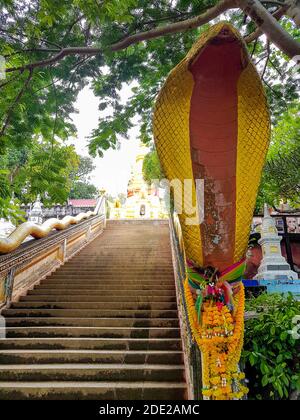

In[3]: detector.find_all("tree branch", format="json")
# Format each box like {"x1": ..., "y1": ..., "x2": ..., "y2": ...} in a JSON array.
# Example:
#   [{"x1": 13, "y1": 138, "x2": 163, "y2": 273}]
[
  {"x1": 61, "y1": 14, "x2": 85, "y2": 43},
  {"x1": 0, "y1": 27, "x2": 62, "y2": 50},
  {"x1": 263, "y1": 78, "x2": 285, "y2": 102},
  {"x1": 0, "y1": 70, "x2": 24, "y2": 90},
  {"x1": 5, "y1": 47, "x2": 103, "y2": 73},
  {"x1": 255, "y1": 53, "x2": 268, "y2": 65},
  {"x1": 32, "y1": 56, "x2": 92, "y2": 94},
  {"x1": 261, "y1": 40, "x2": 271, "y2": 78},
  {"x1": 269, "y1": 57, "x2": 284, "y2": 76},
  {"x1": 244, "y1": 4, "x2": 288, "y2": 42},
  {"x1": 110, "y1": 0, "x2": 236, "y2": 51},
  {"x1": 261, "y1": 0, "x2": 288, "y2": 5},
  {"x1": 251, "y1": 37, "x2": 258, "y2": 56},
  {"x1": 0, "y1": 70, "x2": 33, "y2": 138},
  {"x1": 285, "y1": 0, "x2": 300, "y2": 26},
  {"x1": 5, "y1": 0, "x2": 235, "y2": 74},
  {"x1": 4, "y1": 0, "x2": 300, "y2": 75},
  {"x1": 238, "y1": 0, "x2": 300, "y2": 57},
  {"x1": 45, "y1": 70, "x2": 58, "y2": 171},
  {"x1": 4, "y1": 48, "x2": 61, "y2": 59}
]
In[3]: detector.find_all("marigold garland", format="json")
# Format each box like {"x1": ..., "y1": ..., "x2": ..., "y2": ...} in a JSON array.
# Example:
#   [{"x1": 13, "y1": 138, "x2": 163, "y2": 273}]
[{"x1": 184, "y1": 277, "x2": 248, "y2": 400}]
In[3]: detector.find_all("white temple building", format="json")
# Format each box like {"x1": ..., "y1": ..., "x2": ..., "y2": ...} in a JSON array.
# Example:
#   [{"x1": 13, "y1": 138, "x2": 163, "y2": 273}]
[{"x1": 254, "y1": 204, "x2": 298, "y2": 281}]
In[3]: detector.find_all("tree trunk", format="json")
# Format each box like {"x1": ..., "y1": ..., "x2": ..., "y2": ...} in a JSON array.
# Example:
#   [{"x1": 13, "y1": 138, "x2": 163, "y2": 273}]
[
  {"x1": 286, "y1": 0, "x2": 300, "y2": 26},
  {"x1": 238, "y1": 0, "x2": 300, "y2": 58}
]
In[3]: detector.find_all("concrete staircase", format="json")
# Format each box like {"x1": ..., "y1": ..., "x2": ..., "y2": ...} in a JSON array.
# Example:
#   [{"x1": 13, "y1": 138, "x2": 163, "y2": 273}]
[{"x1": 0, "y1": 220, "x2": 187, "y2": 400}]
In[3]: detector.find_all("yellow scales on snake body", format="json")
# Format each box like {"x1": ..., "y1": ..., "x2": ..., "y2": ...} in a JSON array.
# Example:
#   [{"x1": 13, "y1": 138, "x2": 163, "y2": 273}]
[{"x1": 153, "y1": 22, "x2": 270, "y2": 399}]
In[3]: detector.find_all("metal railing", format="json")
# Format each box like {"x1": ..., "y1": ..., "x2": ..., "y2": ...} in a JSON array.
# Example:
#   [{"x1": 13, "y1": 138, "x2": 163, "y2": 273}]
[{"x1": 169, "y1": 211, "x2": 202, "y2": 400}]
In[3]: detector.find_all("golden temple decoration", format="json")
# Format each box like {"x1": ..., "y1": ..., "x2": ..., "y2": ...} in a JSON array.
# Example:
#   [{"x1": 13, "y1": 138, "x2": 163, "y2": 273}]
[
  {"x1": 154, "y1": 22, "x2": 270, "y2": 399},
  {"x1": 154, "y1": 21, "x2": 270, "y2": 271},
  {"x1": 0, "y1": 211, "x2": 97, "y2": 255}
]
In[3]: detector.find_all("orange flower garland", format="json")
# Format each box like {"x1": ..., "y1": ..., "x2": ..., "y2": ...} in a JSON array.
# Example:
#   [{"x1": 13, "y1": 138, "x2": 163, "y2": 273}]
[{"x1": 184, "y1": 277, "x2": 248, "y2": 400}]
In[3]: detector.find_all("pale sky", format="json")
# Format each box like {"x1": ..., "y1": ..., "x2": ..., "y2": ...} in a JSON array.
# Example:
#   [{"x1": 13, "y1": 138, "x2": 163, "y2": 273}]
[{"x1": 70, "y1": 83, "x2": 145, "y2": 196}]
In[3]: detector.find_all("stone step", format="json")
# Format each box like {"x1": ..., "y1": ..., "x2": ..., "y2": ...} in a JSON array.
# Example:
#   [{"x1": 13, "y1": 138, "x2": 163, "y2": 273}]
[
  {"x1": 0, "y1": 364, "x2": 185, "y2": 382},
  {"x1": 4, "y1": 317, "x2": 179, "y2": 328},
  {"x1": 47, "y1": 273, "x2": 174, "y2": 278},
  {"x1": 70, "y1": 261, "x2": 172, "y2": 264},
  {"x1": 83, "y1": 254, "x2": 172, "y2": 256},
  {"x1": 42, "y1": 279, "x2": 175, "y2": 284},
  {"x1": 2, "y1": 309, "x2": 178, "y2": 318},
  {"x1": 28, "y1": 289, "x2": 175, "y2": 296},
  {"x1": 63, "y1": 263, "x2": 173, "y2": 268},
  {"x1": 0, "y1": 337, "x2": 182, "y2": 350},
  {"x1": 0, "y1": 221, "x2": 186, "y2": 400},
  {"x1": 2, "y1": 308, "x2": 178, "y2": 318},
  {"x1": 46, "y1": 272, "x2": 174, "y2": 283},
  {"x1": 40, "y1": 277, "x2": 174, "y2": 290},
  {"x1": 55, "y1": 268, "x2": 174, "y2": 272},
  {"x1": 68, "y1": 258, "x2": 172, "y2": 261},
  {"x1": 0, "y1": 381, "x2": 186, "y2": 400},
  {"x1": 4, "y1": 326, "x2": 181, "y2": 339},
  {"x1": 0, "y1": 350, "x2": 183, "y2": 365},
  {"x1": 34, "y1": 284, "x2": 175, "y2": 291},
  {"x1": 19, "y1": 295, "x2": 177, "y2": 303},
  {"x1": 10, "y1": 302, "x2": 177, "y2": 310},
  {"x1": 64, "y1": 253, "x2": 171, "y2": 256},
  {"x1": 83, "y1": 253, "x2": 172, "y2": 255},
  {"x1": 48, "y1": 273, "x2": 175, "y2": 279}
]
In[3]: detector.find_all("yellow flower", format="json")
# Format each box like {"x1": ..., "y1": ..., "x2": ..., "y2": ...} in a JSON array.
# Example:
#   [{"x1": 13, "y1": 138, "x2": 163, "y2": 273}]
[{"x1": 183, "y1": 278, "x2": 247, "y2": 400}]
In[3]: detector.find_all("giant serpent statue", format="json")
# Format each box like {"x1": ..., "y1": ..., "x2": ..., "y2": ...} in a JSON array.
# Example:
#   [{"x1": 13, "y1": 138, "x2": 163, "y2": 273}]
[{"x1": 154, "y1": 22, "x2": 270, "y2": 400}]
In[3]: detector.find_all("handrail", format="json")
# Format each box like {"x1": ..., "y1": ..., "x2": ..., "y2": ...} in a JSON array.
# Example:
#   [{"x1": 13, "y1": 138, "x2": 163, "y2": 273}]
[
  {"x1": 0, "y1": 196, "x2": 106, "y2": 308},
  {"x1": 0, "y1": 196, "x2": 105, "y2": 255},
  {"x1": 169, "y1": 211, "x2": 202, "y2": 400}
]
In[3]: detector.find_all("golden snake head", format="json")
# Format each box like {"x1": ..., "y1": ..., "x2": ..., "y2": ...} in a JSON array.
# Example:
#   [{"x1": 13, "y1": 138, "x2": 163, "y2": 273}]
[
  {"x1": 211, "y1": 23, "x2": 240, "y2": 42},
  {"x1": 187, "y1": 22, "x2": 250, "y2": 72},
  {"x1": 154, "y1": 22, "x2": 270, "y2": 272}
]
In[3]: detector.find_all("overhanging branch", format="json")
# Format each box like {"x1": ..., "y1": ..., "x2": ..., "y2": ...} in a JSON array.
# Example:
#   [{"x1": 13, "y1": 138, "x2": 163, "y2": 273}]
[
  {"x1": 238, "y1": 0, "x2": 300, "y2": 57},
  {"x1": 244, "y1": 4, "x2": 289, "y2": 42},
  {"x1": 110, "y1": 0, "x2": 236, "y2": 50},
  {"x1": 4, "y1": 0, "x2": 300, "y2": 75},
  {"x1": 5, "y1": 0, "x2": 236, "y2": 74}
]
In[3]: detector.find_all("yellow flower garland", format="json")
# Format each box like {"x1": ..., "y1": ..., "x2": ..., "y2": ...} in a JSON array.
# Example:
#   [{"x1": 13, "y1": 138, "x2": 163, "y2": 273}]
[{"x1": 184, "y1": 277, "x2": 248, "y2": 400}]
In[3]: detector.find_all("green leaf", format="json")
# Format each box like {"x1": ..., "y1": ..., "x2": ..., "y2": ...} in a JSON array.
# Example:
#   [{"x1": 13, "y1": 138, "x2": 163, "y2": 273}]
[
  {"x1": 277, "y1": 383, "x2": 284, "y2": 399},
  {"x1": 262, "y1": 375, "x2": 269, "y2": 387},
  {"x1": 280, "y1": 331, "x2": 288, "y2": 341},
  {"x1": 249, "y1": 353, "x2": 256, "y2": 367}
]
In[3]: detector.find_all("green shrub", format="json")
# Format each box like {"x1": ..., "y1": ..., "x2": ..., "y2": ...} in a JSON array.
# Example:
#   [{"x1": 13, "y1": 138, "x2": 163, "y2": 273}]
[{"x1": 242, "y1": 293, "x2": 300, "y2": 400}]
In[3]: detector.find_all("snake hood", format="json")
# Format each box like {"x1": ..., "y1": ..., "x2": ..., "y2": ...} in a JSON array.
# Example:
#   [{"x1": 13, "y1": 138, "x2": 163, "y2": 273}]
[{"x1": 154, "y1": 22, "x2": 270, "y2": 274}]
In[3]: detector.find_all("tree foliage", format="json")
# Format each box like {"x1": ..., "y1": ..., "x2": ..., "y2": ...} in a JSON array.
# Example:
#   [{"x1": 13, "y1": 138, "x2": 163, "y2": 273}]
[
  {"x1": 142, "y1": 149, "x2": 164, "y2": 185},
  {"x1": 70, "y1": 156, "x2": 96, "y2": 183},
  {"x1": 69, "y1": 181, "x2": 98, "y2": 199},
  {"x1": 256, "y1": 105, "x2": 300, "y2": 211},
  {"x1": 0, "y1": 0, "x2": 299, "y2": 158},
  {"x1": 69, "y1": 155, "x2": 98, "y2": 198},
  {"x1": 0, "y1": 0, "x2": 299, "y2": 217},
  {"x1": 0, "y1": 138, "x2": 80, "y2": 207}
]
